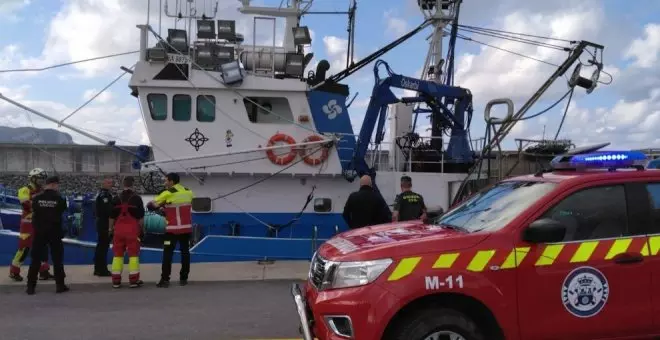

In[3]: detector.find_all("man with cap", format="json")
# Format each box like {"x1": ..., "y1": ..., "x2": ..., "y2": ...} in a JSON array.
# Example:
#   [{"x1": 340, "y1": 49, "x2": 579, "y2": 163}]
[
  {"x1": 392, "y1": 175, "x2": 427, "y2": 222},
  {"x1": 342, "y1": 175, "x2": 391, "y2": 229},
  {"x1": 26, "y1": 176, "x2": 69, "y2": 295}
]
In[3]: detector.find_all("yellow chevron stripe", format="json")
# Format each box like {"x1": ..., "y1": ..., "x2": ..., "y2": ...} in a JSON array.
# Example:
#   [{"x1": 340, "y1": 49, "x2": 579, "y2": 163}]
[
  {"x1": 641, "y1": 240, "x2": 650, "y2": 256},
  {"x1": 432, "y1": 253, "x2": 459, "y2": 269},
  {"x1": 570, "y1": 241, "x2": 599, "y2": 263},
  {"x1": 605, "y1": 238, "x2": 632, "y2": 260},
  {"x1": 648, "y1": 236, "x2": 660, "y2": 256},
  {"x1": 387, "y1": 257, "x2": 421, "y2": 281},
  {"x1": 501, "y1": 247, "x2": 530, "y2": 269},
  {"x1": 467, "y1": 250, "x2": 495, "y2": 272},
  {"x1": 536, "y1": 244, "x2": 564, "y2": 266}
]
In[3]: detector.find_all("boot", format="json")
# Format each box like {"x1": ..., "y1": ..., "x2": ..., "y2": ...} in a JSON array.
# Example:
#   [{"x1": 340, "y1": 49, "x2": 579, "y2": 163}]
[
  {"x1": 9, "y1": 272, "x2": 23, "y2": 282},
  {"x1": 26, "y1": 285, "x2": 35, "y2": 295},
  {"x1": 156, "y1": 279, "x2": 169, "y2": 288},
  {"x1": 129, "y1": 280, "x2": 144, "y2": 288},
  {"x1": 55, "y1": 284, "x2": 70, "y2": 293},
  {"x1": 39, "y1": 271, "x2": 54, "y2": 281},
  {"x1": 94, "y1": 269, "x2": 112, "y2": 277}
]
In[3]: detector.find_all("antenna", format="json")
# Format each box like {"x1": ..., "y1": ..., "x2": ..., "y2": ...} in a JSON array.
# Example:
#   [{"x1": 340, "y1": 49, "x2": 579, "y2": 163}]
[{"x1": 164, "y1": 0, "x2": 219, "y2": 19}]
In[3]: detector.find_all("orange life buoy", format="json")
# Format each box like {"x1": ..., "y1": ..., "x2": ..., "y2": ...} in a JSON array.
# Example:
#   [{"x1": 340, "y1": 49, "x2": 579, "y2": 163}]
[
  {"x1": 266, "y1": 133, "x2": 297, "y2": 165},
  {"x1": 299, "y1": 135, "x2": 330, "y2": 166}
]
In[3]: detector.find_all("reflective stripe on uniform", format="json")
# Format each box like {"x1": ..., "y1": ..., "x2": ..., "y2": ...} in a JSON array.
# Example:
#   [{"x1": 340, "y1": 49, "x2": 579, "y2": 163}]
[{"x1": 385, "y1": 236, "x2": 650, "y2": 282}]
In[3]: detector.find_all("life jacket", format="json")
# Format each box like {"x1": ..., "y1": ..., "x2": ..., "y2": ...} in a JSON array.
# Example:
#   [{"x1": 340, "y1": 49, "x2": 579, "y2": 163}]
[
  {"x1": 114, "y1": 192, "x2": 140, "y2": 235},
  {"x1": 18, "y1": 185, "x2": 40, "y2": 224},
  {"x1": 162, "y1": 184, "x2": 193, "y2": 234}
]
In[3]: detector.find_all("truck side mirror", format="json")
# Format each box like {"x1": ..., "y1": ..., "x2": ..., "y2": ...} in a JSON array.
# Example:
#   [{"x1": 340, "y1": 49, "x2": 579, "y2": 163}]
[
  {"x1": 522, "y1": 218, "x2": 566, "y2": 243},
  {"x1": 423, "y1": 207, "x2": 445, "y2": 224}
]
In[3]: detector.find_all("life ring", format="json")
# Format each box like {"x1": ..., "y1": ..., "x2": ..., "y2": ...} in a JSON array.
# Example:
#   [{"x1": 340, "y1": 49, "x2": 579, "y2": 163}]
[
  {"x1": 266, "y1": 133, "x2": 297, "y2": 165},
  {"x1": 299, "y1": 135, "x2": 330, "y2": 166}
]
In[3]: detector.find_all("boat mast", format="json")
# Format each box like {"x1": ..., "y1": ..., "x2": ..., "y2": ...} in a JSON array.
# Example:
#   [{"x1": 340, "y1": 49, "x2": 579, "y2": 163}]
[{"x1": 414, "y1": 0, "x2": 460, "y2": 150}]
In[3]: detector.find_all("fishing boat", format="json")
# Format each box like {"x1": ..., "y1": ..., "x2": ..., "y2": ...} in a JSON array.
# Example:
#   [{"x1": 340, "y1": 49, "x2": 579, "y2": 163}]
[{"x1": 0, "y1": 0, "x2": 608, "y2": 266}]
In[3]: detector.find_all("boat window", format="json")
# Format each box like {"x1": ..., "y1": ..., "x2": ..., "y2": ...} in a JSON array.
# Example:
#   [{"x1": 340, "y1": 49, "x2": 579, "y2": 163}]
[
  {"x1": 314, "y1": 198, "x2": 332, "y2": 213},
  {"x1": 173, "y1": 94, "x2": 192, "y2": 121},
  {"x1": 196, "y1": 95, "x2": 215, "y2": 122},
  {"x1": 243, "y1": 96, "x2": 294, "y2": 124},
  {"x1": 192, "y1": 197, "x2": 212, "y2": 213},
  {"x1": 147, "y1": 94, "x2": 167, "y2": 121}
]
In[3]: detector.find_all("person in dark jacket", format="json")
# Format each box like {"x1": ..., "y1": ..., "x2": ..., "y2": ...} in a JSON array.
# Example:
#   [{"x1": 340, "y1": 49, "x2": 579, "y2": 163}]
[
  {"x1": 342, "y1": 175, "x2": 391, "y2": 229},
  {"x1": 26, "y1": 176, "x2": 69, "y2": 295},
  {"x1": 93, "y1": 177, "x2": 114, "y2": 276},
  {"x1": 392, "y1": 175, "x2": 427, "y2": 222}
]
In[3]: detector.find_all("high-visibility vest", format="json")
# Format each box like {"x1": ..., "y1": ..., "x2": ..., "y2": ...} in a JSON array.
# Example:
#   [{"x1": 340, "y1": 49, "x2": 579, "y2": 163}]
[
  {"x1": 155, "y1": 184, "x2": 194, "y2": 234},
  {"x1": 18, "y1": 185, "x2": 40, "y2": 224}
]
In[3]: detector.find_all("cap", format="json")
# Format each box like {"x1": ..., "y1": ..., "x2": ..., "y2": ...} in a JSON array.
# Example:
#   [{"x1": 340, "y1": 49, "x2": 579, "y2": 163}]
[{"x1": 45, "y1": 176, "x2": 60, "y2": 184}]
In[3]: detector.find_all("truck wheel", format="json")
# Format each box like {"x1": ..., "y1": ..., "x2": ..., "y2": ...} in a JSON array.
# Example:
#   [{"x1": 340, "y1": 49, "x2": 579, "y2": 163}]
[{"x1": 385, "y1": 308, "x2": 485, "y2": 340}]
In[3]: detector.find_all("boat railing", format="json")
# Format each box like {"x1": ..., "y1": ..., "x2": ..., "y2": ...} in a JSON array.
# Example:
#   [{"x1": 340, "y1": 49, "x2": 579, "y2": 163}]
[{"x1": 336, "y1": 135, "x2": 484, "y2": 173}]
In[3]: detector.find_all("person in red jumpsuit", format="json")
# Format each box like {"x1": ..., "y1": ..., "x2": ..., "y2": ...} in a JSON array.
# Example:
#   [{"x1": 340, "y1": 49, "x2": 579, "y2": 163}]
[
  {"x1": 9, "y1": 168, "x2": 53, "y2": 282},
  {"x1": 109, "y1": 176, "x2": 145, "y2": 288}
]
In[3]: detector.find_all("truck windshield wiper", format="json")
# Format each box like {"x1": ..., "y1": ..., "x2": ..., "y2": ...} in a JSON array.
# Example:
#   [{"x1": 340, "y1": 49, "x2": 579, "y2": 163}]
[{"x1": 439, "y1": 223, "x2": 469, "y2": 233}]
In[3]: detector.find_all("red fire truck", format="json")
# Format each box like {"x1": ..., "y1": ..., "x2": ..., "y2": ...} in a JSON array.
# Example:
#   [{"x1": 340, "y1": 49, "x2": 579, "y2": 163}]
[{"x1": 292, "y1": 146, "x2": 660, "y2": 339}]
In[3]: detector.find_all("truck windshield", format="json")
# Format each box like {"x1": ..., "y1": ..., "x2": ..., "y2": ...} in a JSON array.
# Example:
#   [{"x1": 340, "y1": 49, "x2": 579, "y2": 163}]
[{"x1": 434, "y1": 181, "x2": 557, "y2": 233}]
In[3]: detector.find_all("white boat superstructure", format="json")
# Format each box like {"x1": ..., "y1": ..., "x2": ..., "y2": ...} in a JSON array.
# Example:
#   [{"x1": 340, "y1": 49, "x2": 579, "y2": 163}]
[{"x1": 127, "y1": 0, "x2": 474, "y2": 239}]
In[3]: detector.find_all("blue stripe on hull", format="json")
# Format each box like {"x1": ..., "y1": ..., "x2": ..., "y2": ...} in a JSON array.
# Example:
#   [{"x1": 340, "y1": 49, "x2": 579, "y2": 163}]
[{"x1": 193, "y1": 212, "x2": 349, "y2": 239}]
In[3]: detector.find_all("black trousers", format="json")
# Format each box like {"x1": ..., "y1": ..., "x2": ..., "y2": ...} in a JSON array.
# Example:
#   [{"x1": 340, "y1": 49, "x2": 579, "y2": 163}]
[
  {"x1": 93, "y1": 221, "x2": 110, "y2": 271},
  {"x1": 161, "y1": 232, "x2": 191, "y2": 281},
  {"x1": 28, "y1": 228, "x2": 65, "y2": 287}
]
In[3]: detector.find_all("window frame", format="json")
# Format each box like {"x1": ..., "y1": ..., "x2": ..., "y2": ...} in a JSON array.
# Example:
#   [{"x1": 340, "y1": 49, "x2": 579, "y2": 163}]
[
  {"x1": 533, "y1": 183, "x2": 636, "y2": 243},
  {"x1": 313, "y1": 197, "x2": 332, "y2": 213},
  {"x1": 172, "y1": 94, "x2": 192, "y2": 121},
  {"x1": 196, "y1": 95, "x2": 216, "y2": 122},
  {"x1": 146, "y1": 93, "x2": 168, "y2": 121}
]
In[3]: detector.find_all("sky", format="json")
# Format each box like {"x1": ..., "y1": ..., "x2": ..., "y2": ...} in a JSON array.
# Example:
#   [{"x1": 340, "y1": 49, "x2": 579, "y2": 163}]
[{"x1": 1, "y1": 0, "x2": 659, "y2": 152}]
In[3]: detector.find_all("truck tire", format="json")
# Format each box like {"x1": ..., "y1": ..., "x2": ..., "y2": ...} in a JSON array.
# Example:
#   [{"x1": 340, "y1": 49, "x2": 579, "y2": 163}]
[{"x1": 385, "y1": 307, "x2": 485, "y2": 340}]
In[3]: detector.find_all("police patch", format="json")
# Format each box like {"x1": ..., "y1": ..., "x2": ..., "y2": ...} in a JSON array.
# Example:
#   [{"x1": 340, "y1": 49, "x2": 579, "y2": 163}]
[{"x1": 561, "y1": 266, "x2": 609, "y2": 318}]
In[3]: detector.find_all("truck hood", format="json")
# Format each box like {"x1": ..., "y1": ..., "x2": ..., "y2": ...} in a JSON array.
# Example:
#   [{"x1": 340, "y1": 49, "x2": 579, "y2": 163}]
[{"x1": 318, "y1": 221, "x2": 489, "y2": 261}]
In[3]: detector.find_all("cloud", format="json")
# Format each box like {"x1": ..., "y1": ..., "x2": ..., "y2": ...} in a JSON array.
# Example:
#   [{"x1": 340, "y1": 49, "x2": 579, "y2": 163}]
[
  {"x1": 322, "y1": 35, "x2": 357, "y2": 75},
  {"x1": 384, "y1": 10, "x2": 408, "y2": 37},
  {"x1": 82, "y1": 89, "x2": 113, "y2": 104},
  {"x1": 624, "y1": 23, "x2": 660, "y2": 68},
  {"x1": 0, "y1": 0, "x2": 30, "y2": 21}
]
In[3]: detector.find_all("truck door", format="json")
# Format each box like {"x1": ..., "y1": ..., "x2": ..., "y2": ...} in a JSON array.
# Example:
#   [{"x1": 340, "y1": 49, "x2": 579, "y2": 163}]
[
  {"x1": 517, "y1": 183, "x2": 653, "y2": 339},
  {"x1": 642, "y1": 182, "x2": 660, "y2": 329}
]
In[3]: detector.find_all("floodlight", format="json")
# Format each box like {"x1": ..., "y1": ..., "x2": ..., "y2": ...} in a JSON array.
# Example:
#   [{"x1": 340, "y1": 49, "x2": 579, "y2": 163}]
[
  {"x1": 215, "y1": 46, "x2": 235, "y2": 64},
  {"x1": 147, "y1": 48, "x2": 167, "y2": 62},
  {"x1": 167, "y1": 29, "x2": 189, "y2": 53},
  {"x1": 217, "y1": 20, "x2": 236, "y2": 41},
  {"x1": 197, "y1": 20, "x2": 216, "y2": 39},
  {"x1": 292, "y1": 26, "x2": 312, "y2": 45},
  {"x1": 195, "y1": 45, "x2": 214, "y2": 68},
  {"x1": 220, "y1": 60, "x2": 244, "y2": 85},
  {"x1": 285, "y1": 53, "x2": 305, "y2": 77}
]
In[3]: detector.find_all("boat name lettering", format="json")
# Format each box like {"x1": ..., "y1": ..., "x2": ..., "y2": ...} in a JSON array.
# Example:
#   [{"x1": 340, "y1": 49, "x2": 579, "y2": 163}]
[{"x1": 400, "y1": 77, "x2": 420, "y2": 91}]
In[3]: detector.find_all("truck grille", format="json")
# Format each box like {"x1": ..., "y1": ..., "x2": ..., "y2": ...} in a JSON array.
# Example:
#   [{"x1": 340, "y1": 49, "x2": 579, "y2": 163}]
[{"x1": 310, "y1": 253, "x2": 327, "y2": 288}]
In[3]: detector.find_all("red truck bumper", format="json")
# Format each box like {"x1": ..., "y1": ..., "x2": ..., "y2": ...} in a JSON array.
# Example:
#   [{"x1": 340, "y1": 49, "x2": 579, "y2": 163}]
[{"x1": 291, "y1": 281, "x2": 400, "y2": 340}]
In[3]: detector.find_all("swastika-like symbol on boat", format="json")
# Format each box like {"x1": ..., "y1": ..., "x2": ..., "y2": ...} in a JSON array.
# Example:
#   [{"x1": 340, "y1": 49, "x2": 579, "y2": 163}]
[{"x1": 185, "y1": 128, "x2": 209, "y2": 151}]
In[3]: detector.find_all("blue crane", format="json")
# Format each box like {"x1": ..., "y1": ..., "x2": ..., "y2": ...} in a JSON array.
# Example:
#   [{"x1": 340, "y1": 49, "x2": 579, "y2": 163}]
[{"x1": 347, "y1": 60, "x2": 474, "y2": 180}]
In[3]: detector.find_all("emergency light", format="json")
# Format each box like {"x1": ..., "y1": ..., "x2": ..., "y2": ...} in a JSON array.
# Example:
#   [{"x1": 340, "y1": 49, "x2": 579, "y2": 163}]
[{"x1": 550, "y1": 150, "x2": 647, "y2": 170}]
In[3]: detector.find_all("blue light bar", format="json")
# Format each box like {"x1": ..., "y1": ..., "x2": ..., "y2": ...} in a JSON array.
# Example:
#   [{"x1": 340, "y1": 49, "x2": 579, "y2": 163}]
[{"x1": 551, "y1": 150, "x2": 647, "y2": 170}]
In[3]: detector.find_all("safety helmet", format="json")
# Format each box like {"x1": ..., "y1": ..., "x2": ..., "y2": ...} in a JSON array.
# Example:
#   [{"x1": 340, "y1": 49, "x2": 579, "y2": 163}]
[{"x1": 28, "y1": 168, "x2": 47, "y2": 180}]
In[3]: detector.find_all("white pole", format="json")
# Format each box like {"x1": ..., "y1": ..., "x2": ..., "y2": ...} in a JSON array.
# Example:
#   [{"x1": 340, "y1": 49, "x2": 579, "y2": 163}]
[
  {"x1": 0, "y1": 93, "x2": 112, "y2": 146},
  {"x1": 142, "y1": 139, "x2": 336, "y2": 166},
  {"x1": 159, "y1": 0, "x2": 162, "y2": 36}
]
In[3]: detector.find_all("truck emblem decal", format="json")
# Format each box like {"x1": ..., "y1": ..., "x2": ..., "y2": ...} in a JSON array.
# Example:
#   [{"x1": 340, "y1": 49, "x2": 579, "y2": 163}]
[
  {"x1": 327, "y1": 237, "x2": 358, "y2": 254},
  {"x1": 561, "y1": 266, "x2": 609, "y2": 318}
]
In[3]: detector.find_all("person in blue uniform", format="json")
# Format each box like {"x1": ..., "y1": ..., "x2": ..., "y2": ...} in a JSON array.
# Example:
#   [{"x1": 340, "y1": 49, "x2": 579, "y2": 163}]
[
  {"x1": 26, "y1": 176, "x2": 69, "y2": 295},
  {"x1": 93, "y1": 177, "x2": 114, "y2": 276}
]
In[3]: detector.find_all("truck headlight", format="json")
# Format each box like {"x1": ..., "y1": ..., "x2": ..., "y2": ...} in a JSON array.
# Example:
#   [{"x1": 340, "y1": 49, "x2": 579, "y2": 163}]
[{"x1": 327, "y1": 259, "x2": 393, "y2": 289}]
